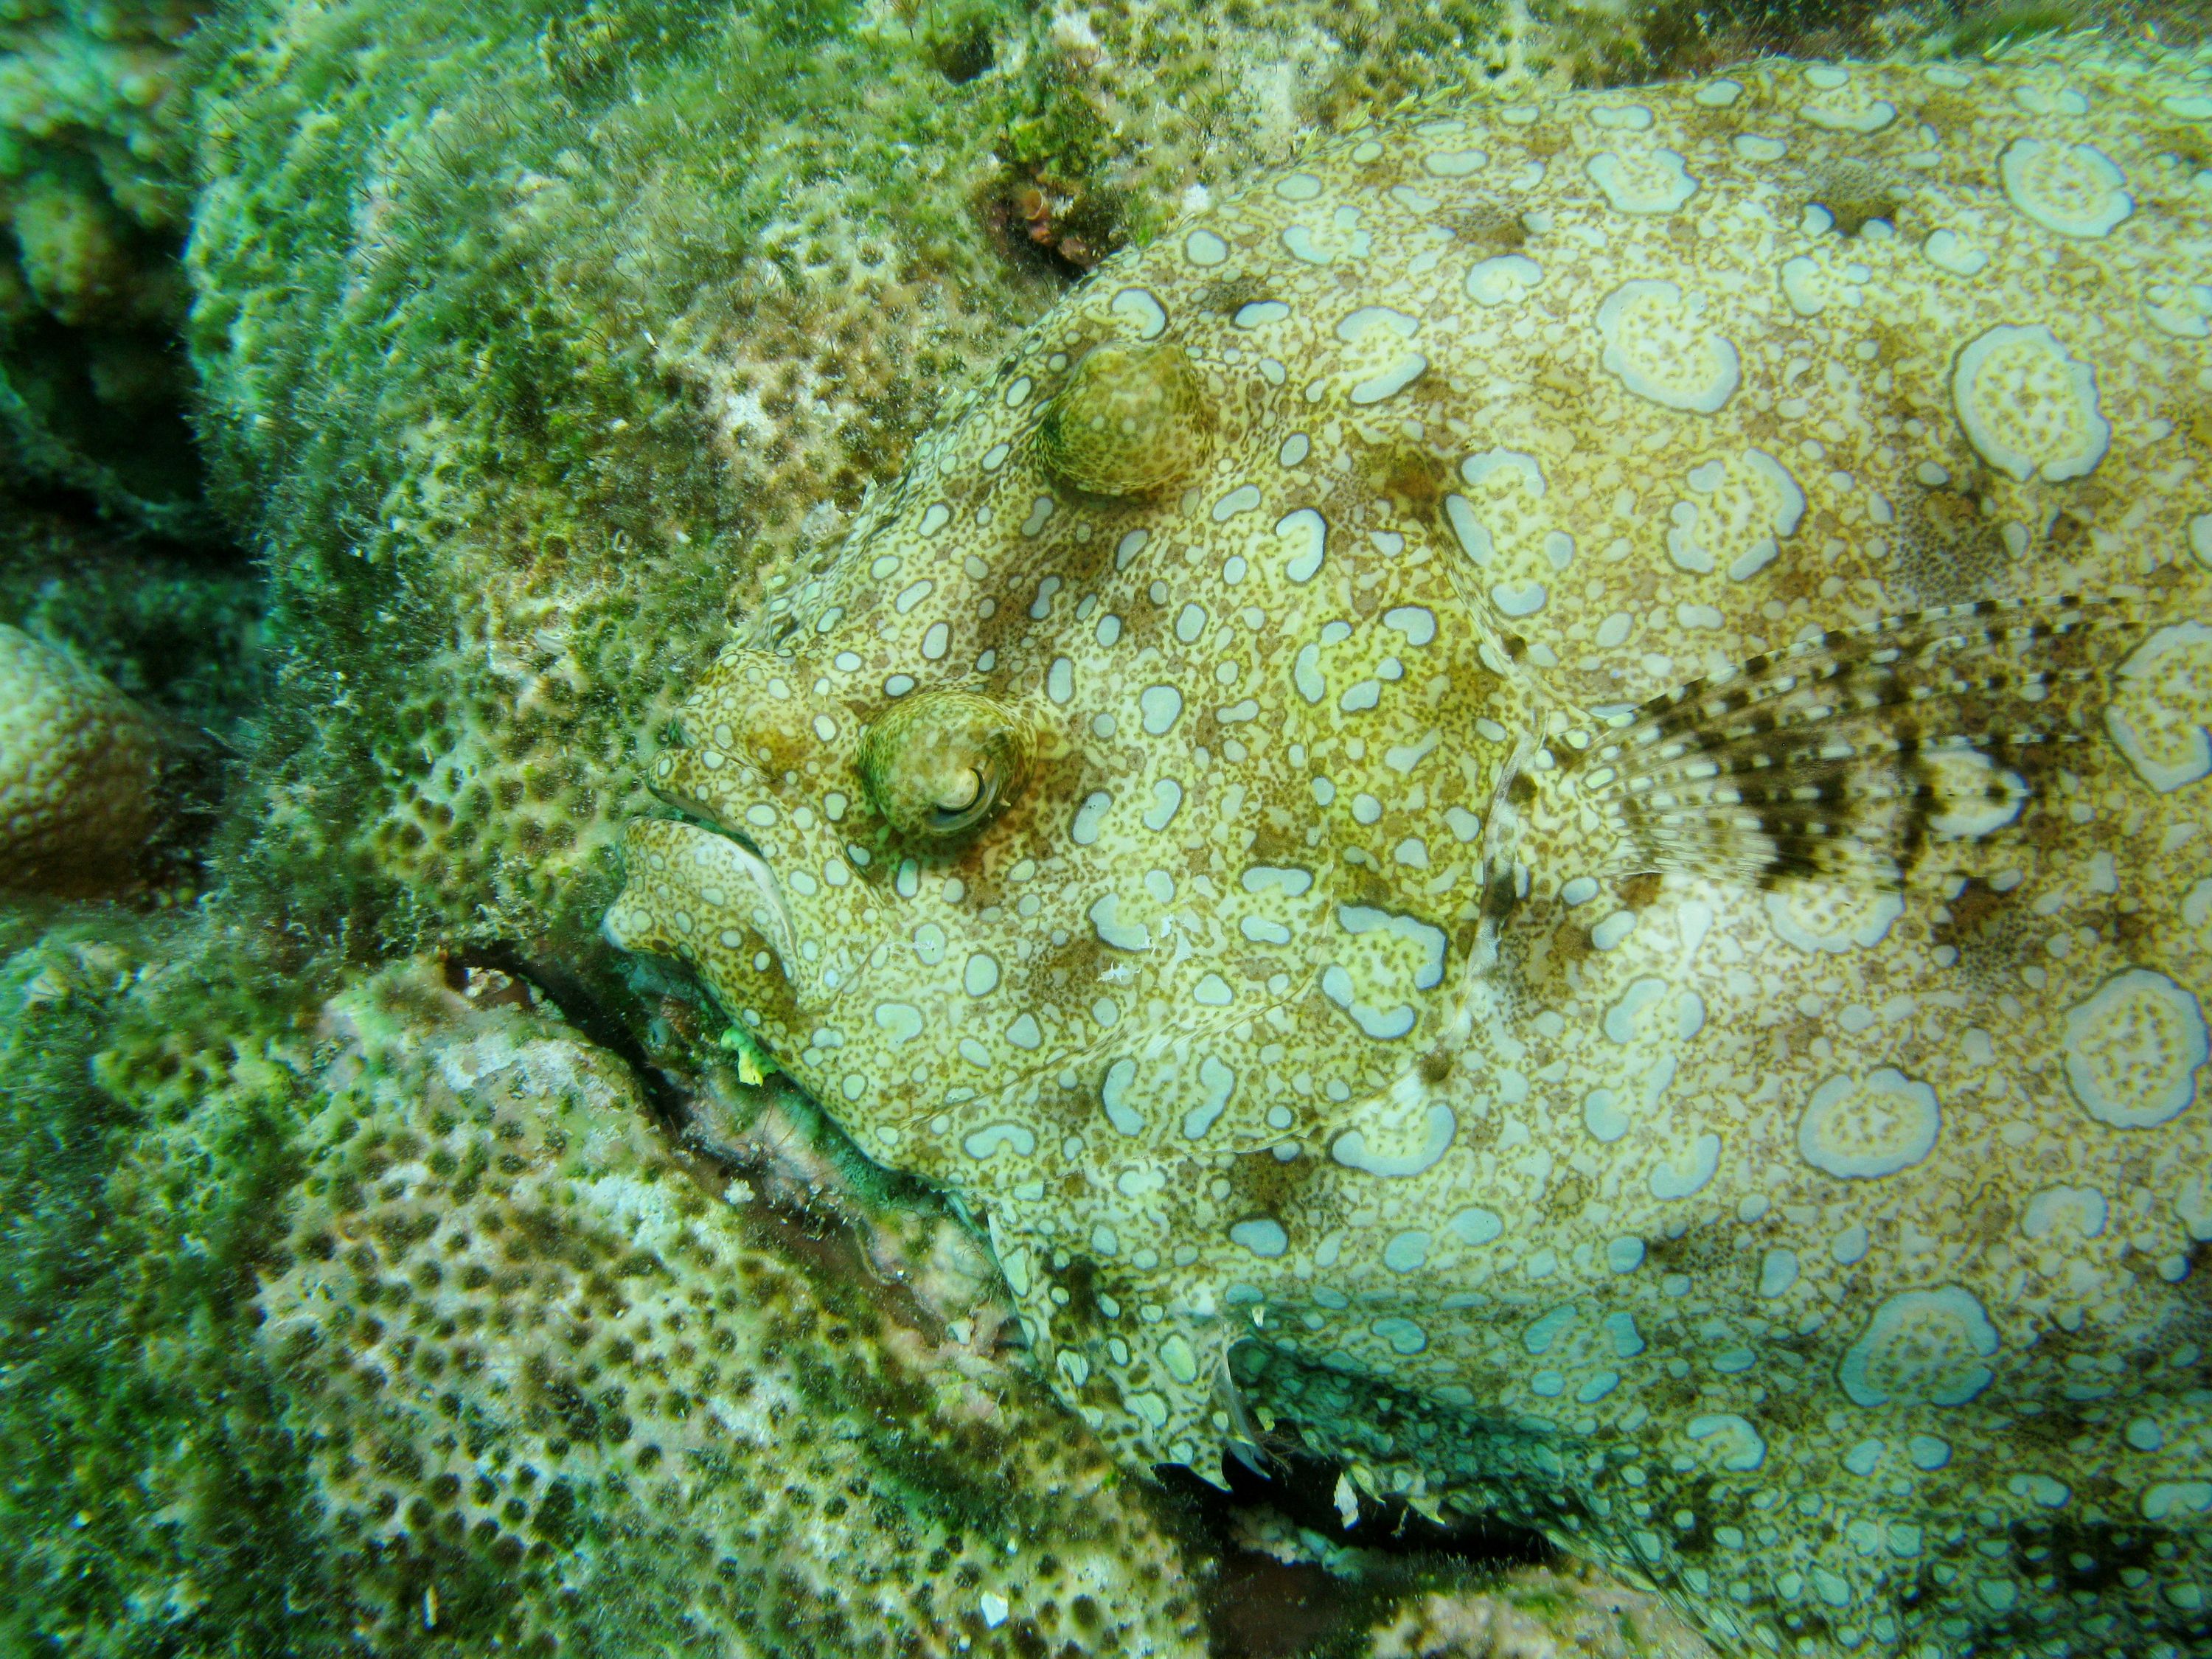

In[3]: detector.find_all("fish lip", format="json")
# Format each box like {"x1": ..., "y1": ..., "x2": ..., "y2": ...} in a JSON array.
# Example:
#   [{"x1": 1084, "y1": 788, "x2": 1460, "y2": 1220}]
[{"x1": 706, "y1": 816, "x2": 807, "y2": 999}]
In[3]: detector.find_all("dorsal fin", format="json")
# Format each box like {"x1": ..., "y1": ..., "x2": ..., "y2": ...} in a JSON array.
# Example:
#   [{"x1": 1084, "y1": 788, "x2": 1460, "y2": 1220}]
[{"x1": 1490, "y1": 597, "x2": 2149, "y2": 906}]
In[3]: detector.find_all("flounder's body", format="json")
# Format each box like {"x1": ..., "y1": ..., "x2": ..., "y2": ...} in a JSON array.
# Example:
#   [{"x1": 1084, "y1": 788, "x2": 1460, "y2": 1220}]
[{"x1": 610, "y1": 41, "x2": 2212, "y2": 1658}]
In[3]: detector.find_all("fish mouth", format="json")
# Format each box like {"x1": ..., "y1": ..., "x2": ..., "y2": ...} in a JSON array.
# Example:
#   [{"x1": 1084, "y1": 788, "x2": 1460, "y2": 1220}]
[
  {"x1": 606, "y1": 813, "x2": 835, "y2": 1019},
  {"x1": 708, "y1": 822, "x2": 803, "y2": 982}
]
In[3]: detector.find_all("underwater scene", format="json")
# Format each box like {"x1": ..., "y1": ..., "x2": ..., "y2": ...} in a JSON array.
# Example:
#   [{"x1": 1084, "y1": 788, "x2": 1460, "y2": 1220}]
[{"x1": 4, "y1": 0, "x2": 2211, "y2": 1654}]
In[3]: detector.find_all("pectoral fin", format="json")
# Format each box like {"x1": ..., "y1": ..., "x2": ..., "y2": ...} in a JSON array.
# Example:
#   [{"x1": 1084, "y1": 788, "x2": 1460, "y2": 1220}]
[{"x1": 1495, "y1": 597, "x2": 2146, "y2": 905}]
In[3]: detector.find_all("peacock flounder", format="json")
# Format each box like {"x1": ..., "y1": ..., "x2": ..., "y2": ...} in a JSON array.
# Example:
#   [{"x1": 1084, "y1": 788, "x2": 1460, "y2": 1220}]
[{"x1": 608, "y1": 38, "x2": 2212, "y2": 1658}]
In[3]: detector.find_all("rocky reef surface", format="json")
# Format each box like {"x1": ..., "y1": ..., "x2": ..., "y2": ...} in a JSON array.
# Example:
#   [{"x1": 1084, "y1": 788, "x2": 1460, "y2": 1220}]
[
  {"x1": 1, "y1": 0, "x2": 215, "y2": 533},
  {"x1": 3, "y1": 0, "x2": 2206, "y2": 1654}
]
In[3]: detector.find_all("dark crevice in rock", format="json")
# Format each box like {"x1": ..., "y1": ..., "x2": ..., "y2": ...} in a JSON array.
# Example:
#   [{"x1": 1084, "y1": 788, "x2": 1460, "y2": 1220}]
[{"x1": 1158, "y1": 1443, "x2": 1553, "y2": 1658}]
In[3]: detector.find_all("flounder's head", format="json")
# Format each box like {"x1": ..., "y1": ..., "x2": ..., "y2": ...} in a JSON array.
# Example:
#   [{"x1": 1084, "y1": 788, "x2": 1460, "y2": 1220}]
[{"x1": 608, "y1": 272, "x2": 1520, "y2": 1178}]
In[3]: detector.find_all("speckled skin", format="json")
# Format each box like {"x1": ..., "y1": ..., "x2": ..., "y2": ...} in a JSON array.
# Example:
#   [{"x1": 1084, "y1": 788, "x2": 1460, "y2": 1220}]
[{"x1": 611, "y1": 43, "x2": 2212, "y2": 1659}]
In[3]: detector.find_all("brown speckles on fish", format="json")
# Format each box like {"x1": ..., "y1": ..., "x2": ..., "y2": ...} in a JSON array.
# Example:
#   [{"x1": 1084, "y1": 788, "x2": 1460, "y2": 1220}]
[{"x1": 608, "y1": 40, "x2": 2212, "y2": 1659}]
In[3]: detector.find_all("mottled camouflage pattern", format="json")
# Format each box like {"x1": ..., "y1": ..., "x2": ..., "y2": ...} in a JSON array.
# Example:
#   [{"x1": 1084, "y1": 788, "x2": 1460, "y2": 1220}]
[{"x1": 611, "y1": 41, "x2": 2212, "y2": 1659}]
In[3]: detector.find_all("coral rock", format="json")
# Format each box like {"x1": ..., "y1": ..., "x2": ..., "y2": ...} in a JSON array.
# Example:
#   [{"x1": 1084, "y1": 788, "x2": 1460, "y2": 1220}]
[
  {"x1": 0, "y1": 622, "x2": 158, "y2": 894},
  {"x1": 259, "y1": 963, "x2": 1210, "y2": 1656},
  {"x1": 1, "y1": 0, "x2": 214, "y2": 530},
  {"x1": 1368, "y1": 1564, "x2": 1717, "y2": 1658}
]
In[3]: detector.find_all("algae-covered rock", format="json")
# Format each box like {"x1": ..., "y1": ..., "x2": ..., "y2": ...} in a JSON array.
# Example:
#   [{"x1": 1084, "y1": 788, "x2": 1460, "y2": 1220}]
[
  {"x1": 1364, "y1": 1563, "x2": 1716, "y2": 1658},
  {"x1": 0, "y1": 491, "x2": 260, "y2": 898},
  {"x1": 0, "y1": 493, "x2": 262, "y2": 745},
  {"x1": 260, "y1": 961, "x2": 1209, "y2": 1655},
  {"x1": 0, "y1": 0, "x2": 215, "y2": 532},
  {"x1": 0, "y1": 925, "x2": 1221, "y2": 1655},
  {"x1": 0, "y1": 913, "x2": 327, "y2": 1657}
]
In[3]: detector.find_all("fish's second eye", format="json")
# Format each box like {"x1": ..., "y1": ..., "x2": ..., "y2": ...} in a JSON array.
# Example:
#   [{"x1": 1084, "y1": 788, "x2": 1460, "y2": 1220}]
[{"x1": 857, "y1": 689, "x2": 1030, "y2": 844}]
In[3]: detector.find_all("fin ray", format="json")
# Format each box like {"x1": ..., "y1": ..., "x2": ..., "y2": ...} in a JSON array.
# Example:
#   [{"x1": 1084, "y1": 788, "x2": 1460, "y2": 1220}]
[{"x1": 1541, "y1": 597, "x2": 2147, "y2": 891}]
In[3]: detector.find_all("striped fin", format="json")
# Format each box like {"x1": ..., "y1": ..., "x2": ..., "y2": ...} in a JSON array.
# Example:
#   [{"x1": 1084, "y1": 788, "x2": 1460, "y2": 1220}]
[{"x1": 1545, "y1": 597, "x2": 2145, "y2": 891}]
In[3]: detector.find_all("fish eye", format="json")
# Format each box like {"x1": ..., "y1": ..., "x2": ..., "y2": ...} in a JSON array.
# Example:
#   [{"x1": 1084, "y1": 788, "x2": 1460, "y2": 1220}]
[
  {"x1": 1034, "y1": 339, "x2": 1216, "y2": 498},
  {"x1": 856, "y1": 689, "x2": 1031, "y2": 844}
]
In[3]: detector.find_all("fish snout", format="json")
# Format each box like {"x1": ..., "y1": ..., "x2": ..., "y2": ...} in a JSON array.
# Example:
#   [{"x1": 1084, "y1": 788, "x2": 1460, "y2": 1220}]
[
  {"x1": 606, "y1": 815, "x2": 819, "y2": 1023},
  {"x1": 650, "y1": 645, "x2": 857, "y2": 832},
  {"x1": 613, "y1": 646, "x2": 884, "y2": 1020}
]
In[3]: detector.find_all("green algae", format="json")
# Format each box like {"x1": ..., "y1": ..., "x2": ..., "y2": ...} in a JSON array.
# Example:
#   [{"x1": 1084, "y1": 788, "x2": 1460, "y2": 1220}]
[
  {"x1": 0, "y1": 911, "x2": 331, "y2": 1657},
  {"x1": 0, "y1": 497, "x2": 262, "y2": 742},
  {"x1": 1, "y1": 0, "x2": 216, "y2": 536}
]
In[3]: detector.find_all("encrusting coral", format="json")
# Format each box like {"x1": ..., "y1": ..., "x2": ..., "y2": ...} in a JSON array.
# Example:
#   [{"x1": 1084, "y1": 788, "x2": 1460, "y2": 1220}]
[
  {"x1": 0, "y1": 619, "x2": 161, "y2": 894},
  {"x1": 257, "y1": 959, "x2": 1213, "y2": 1656},
  {"x1": 0, "y1": 925, "x2": 1225, "y2": 1656}
]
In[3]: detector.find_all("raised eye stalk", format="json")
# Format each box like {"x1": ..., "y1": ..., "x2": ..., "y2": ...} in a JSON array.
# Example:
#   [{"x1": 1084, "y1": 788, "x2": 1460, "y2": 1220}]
[
  {"x1": 857, "y1": 688, "x2": 1031, "y2": 843},
  {"x1": 1034, "y1": 340, "x2": 1216, "y2": 498}
]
